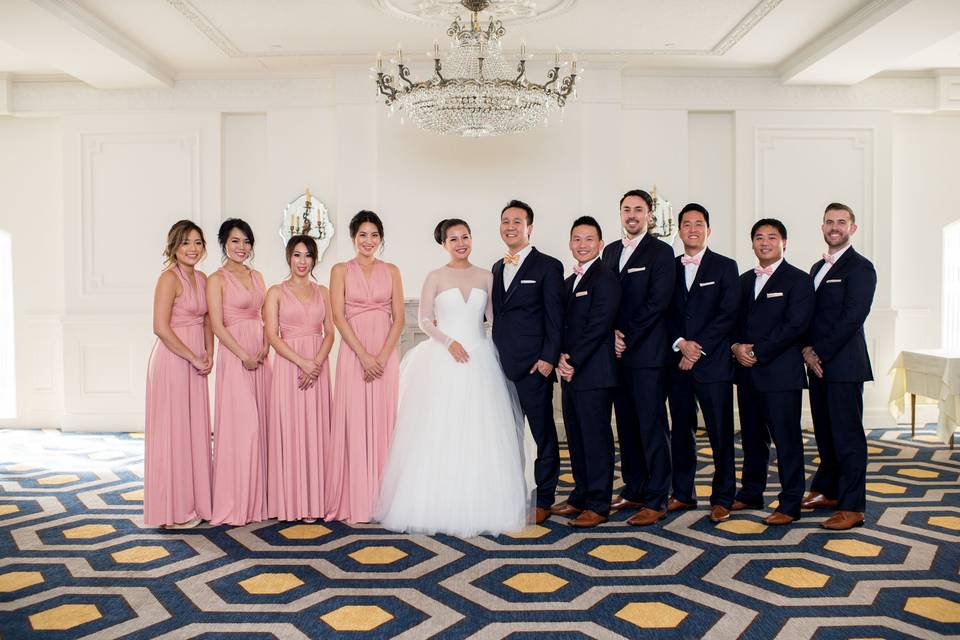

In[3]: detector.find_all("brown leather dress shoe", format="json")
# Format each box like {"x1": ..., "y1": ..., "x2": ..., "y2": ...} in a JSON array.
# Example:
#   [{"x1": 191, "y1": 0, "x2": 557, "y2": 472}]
[
  {"x1": 731, "y1": 500, "x2": 759, "y2": 511},
  {"x1": 821, "y1": 510, "x2": 864, "y2": 530},
  {"x1": 534, "y1": 507, "x2": 552, "y2": 524},
  {"x1": 801, "y1": 492, "x2": 839, "y2": 510},
  {"x1": 569, "y1": 510, "x2": 607, "y2": 528},
  {"x1": 667, "y1": 497, "x2": 697, "y2": 512},
  {"x1": 709, "y1": 505, "x2": 731, "y2": 522},
  {"x1": 626, "y1": 507, "x2": 666, "y2": 526},
  {"x1": 610, "y1": 497, "x2": 643, "y2": 511},
  {"x1": 550, "y1": 502, "x2": 582, "y2": 517},
  {"x1": 763, "y1": 511, "x2": 795, "y2": 526}
]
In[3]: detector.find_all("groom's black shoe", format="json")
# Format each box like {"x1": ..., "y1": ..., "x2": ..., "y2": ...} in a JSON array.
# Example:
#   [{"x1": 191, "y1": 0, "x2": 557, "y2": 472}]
[{"x1": 550, "y1": 501, "x2": 582, "y2": 517}]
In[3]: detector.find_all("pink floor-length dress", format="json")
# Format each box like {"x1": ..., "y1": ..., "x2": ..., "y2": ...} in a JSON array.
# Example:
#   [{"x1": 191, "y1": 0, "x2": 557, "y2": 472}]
[
  {"x1": 267, "y1": 282, "x2": 332, "y2": 521},
  {"x1": 327, "y1": 259, "x2": 400, "y2": 523},
  {"x1": 211, "y1": 267, "x2": 271, "y2": 526},
  {"x1": 144, "y1": 267, "x2": 213, "y2": 526}
]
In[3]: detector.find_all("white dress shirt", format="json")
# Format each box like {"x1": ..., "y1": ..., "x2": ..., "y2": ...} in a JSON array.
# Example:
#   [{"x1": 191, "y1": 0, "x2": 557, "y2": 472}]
[
  {"x1": 813, "y1": 243, "x2": 850, "y2": 290},
  {"x1": 683, "y1": 247, "x2": 706, "y2": 291},
  {"x1": 573, "y1": 256, "x2": 599, "y2": 290},
  {"x1": 618, "y1": 230, "x2": 647, "y2": 272},
  {"x1": 672, "y1": 248, "x2": 708, "y2": 352},
  {"x1": 754, "y1": 257, "x2": 784, "y2": 299},
  {"x1": 503, "y1": 244, "x2": 533, "y2": 291}
]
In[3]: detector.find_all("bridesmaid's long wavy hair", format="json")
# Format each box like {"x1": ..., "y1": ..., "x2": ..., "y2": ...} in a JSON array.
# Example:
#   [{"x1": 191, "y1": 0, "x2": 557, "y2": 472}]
[
  {"x1": 285, "y1": 234, "x2": 319, "y2": 279},
  {"x1": 162, "y1": 219, "x2": 206, "y2": 269},
  {"x1": 217, "y1": 218, "x2": 255, "y2": 263},
  {"x1": 433, "y1": 218, "x2": 471, "y2": 245}
]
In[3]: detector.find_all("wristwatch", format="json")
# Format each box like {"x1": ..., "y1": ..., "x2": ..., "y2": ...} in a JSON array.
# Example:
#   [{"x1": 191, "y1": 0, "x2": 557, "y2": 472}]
[{"x1": 748, "y1": 350, "x2": 755, "y2": 358}]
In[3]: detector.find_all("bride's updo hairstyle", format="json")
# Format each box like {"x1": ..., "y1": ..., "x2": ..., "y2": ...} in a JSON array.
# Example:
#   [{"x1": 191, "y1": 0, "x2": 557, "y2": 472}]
[
  {"x1": 433, "y1": 218, "x2": 471, "y2": 245},
  {"x1": 349, "y1": 210, "x2": 385, "y2": 241}
]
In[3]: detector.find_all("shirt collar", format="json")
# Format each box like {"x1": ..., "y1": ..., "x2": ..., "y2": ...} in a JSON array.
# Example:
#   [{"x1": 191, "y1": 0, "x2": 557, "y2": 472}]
[
  {"x1": 826, "y1": 243, "x2": 851, "y2": 262},
  {"x1": 509, "y1": 244, "x2": 534, "y2": 263},
  {"x1": 576, "y1": 256, "x2": 599, "y2": 275},
  {"x1": 760, "y1": 257, "x2": 784, "y2": 275},
  {"x1": 684, "y1": 247, "x2": 706, "y2": 263},
  {"x1": 626, "y1": 229, "x2": 647, "y2": 247}
]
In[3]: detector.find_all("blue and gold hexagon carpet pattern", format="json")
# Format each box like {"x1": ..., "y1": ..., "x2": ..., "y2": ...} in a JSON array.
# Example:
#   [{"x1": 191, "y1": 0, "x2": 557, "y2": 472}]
[{"x1": 1, "y1": 426, "x2": 959, "y2": 639}]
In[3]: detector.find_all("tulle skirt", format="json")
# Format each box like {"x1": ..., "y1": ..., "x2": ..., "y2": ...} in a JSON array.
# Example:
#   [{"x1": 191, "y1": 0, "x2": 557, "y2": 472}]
[{"x1": 375, "y1": 336, "x2": 529, "y2": 537}]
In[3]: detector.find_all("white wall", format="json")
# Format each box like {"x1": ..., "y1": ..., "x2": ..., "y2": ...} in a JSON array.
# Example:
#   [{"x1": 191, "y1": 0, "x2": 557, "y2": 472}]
[{"x1": 0, "y1": 71, "x2": 954, "y2": 430}]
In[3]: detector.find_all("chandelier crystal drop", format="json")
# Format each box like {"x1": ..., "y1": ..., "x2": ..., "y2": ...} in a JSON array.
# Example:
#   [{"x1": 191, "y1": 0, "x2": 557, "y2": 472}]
[{"x1": 374, "y1": 0, "x2": 580, "y2": 137}]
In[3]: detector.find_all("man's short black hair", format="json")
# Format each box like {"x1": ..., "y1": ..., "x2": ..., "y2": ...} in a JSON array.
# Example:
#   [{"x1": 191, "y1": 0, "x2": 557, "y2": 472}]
[
  {"x1": 570, "y1": 215, "x2": 602, "y2": 239},
  {"x1": 678, "y1": 202, "x2": 710, "y2": 227},
  {"x1": 750, "y1": 218, "x2": 787, "y2": 240},
  {"x1": 501, "y1": 199, "x2": 534, "y2": 225}
]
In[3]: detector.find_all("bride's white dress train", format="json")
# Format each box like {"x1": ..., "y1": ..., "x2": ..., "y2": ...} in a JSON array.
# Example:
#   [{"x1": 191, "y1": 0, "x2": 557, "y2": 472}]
[{"x1": 376, "y1": 267, "x2": 529, "y2": 537}]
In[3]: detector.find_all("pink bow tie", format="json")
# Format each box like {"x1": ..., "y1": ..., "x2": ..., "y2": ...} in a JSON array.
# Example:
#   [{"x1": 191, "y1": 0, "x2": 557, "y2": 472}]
[
  {"x1": 823, "y1": 253, "x2": 837, "y2": 265},
  {"x1": 622, "y1": 237, "x2": 639, "y2": 249},
  {"x1": 754, "y1": 265, "x2": 774, "y2": 277},
  {"x1": 681, "y1": 255, "x2": 701, "y2": 266},
  {"x1": 573, "y1": 264, "x2": 585, "y2": 276}
]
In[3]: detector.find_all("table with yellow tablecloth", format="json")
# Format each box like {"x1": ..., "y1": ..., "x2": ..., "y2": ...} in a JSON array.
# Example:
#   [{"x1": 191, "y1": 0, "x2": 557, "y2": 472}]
[{"x1": 889, "y1": 350, "x2": 960, "y2": 447}]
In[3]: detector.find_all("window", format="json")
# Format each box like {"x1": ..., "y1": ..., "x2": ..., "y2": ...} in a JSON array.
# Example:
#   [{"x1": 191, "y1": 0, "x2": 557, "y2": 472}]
[{"x1": 944, "y1": 221, "x2": 960, "y2": 353}]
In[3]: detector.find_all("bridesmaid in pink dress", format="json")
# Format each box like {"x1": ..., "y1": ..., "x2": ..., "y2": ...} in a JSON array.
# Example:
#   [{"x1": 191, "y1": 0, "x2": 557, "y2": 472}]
[
  {"x1": 327, "y1": 211, "x2": 404, "y2": 523},
  {"x1": 206, "y1": 218, "x2": 271, "y2": 526},
  {"x1": 264, "y1": 235, "x2": 334, "y2": 522},
  {"x1": 145, "y1": 220, "x2": 214, "y2": 529}
]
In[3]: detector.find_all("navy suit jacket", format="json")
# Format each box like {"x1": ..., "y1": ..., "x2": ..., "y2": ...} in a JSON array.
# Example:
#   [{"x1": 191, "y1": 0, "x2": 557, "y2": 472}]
[
  {"x1": 734, "y1": 261, "x2": 815, "y2": 393},
  {"x1": 561, "y1": 260, "x2": 621, "y2": 391},
  {"x1": 601, "y1": 233, "x2": 675, "y2": 369},
  {"x1": 806, "y1": 247, "x2": 876, "y2": 383},
  {"x1": 491, "y1": 247, "x2": 565, "y2": 381},
  {"x1": 666, "y1": 248, "x2": 740, "y2": 383}
]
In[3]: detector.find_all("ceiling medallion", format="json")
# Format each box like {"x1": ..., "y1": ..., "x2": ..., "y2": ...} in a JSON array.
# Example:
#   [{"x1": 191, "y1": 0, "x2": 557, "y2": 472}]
[{"x1": 374, "y1": 0, "x2": 581, "y2": 137}]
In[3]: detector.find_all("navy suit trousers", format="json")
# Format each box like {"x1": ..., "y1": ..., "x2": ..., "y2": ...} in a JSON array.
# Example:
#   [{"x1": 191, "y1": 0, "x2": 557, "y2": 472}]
[{"x1": 809, "y1": 377, "x2": 866, "y2": 512}]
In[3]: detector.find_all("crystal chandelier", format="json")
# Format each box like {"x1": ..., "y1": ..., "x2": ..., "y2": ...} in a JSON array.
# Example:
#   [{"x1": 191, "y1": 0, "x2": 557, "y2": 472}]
[{"x1": 374, "y1": 0, "x2": 580, "y2": 137}]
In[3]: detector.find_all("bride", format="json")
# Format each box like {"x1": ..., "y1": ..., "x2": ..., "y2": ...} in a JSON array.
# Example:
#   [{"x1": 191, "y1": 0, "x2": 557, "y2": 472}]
[{"x1": 375, "y1": 218, "x2": 529, "y2": 537}]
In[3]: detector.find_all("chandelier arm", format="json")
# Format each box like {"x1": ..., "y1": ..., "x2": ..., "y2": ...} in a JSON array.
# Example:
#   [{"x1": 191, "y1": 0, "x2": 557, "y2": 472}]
[
  {"x1": 514, "y1": 59, "x2": 526, "y2": 84},
  {"x1": 398, "y1": 64, "x2": 415, "y2": 89},
  {"x1": 556, "y1": 73, "x2": 577, "y2": 107},
  {"x1": 376, "y1": 72, "x2": 398, "y2": 104},
  {"x1": 542, "y1": 66, "x2": 560, "y2": 92},
  {"x1": 434, "y1": 58, "x2": 445, "y2": 83}
]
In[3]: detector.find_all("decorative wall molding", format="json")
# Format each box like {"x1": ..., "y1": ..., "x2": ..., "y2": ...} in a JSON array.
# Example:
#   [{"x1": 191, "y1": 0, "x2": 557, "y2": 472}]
[
  {"x1": 80, "y1": 131, "x2": 200, "y2": 296},
  {"x1": 754, "y1": 126, "x2": 876, "y2": 259},
  {"x1": 622, "y1": 74, "x2": 937, "y2": 111},
  {"x1": 937, "y1": 71, "x2": 960, "y2": 111}
]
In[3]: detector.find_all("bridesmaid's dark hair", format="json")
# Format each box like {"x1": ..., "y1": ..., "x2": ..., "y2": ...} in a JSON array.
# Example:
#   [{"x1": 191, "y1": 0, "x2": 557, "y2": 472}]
[
  {"x1": 217, "y1": 218, "x2": 255, "y2": 261},
  {"x1": 285, "y1": 235, "x2": 318, "y2": 278},
  {"x1": 434, "y1": 218, "x2": 471, "y2": 245},
  {"x1": 349, "y1": 210, "x2": 384, "y2": 240},
  {"x1": 163, "y1": 219, "x2": 206, "y2": 269}
]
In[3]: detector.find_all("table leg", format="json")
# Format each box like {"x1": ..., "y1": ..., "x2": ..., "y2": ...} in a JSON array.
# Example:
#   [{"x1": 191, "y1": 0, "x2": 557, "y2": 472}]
[{"x1": 910, "y1": 394, "x2": 916, "y2": 437}]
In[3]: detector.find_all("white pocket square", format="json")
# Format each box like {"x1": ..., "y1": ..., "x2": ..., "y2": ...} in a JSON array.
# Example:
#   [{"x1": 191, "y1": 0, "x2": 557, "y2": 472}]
[
  {"x1": 575, "y1": 290, "x2": 589, "y2": 297},
  {"x1": 825, "y1": 279, "x2": 842, "y2": 284},
  {"x1": 627, "y1": 267, "x2": 646, "y2": 273},
  {"x1": 699, "y1": 281, "x2": 716, "y2": 287},
  {"x1": 520, "y1": 279, "x2": 536, "y2": 284},
  {"x1": 766, "y1": 292, "x2": 784, "y2": 298}
]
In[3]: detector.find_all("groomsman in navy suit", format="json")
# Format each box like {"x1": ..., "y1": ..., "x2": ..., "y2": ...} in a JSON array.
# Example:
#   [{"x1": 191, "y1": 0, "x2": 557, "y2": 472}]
[
  {"x1": 731, "y1": 219, "x2": 814, "y2": 525},
  {"x1": 665, "y1": 203, "x2": 740, "y2": 523},
  {"x1": 601, "y1": 190, "x2": 675, "y2": 526},
  {"x1": 554, "y1": 216, "x2": 621, "y2": 528},
  {"x1": 801, "y1": 203, "x2": 876, "y2": 530},
  {"x1": 491, "y1": 199, "x2": 565, "y2": 524}
]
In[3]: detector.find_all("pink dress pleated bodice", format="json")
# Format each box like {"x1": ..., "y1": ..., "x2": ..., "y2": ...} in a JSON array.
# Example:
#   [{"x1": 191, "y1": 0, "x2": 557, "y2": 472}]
[
  {"x1": 327, "y1": 259, "x2": 399, "y2": 523},
  {"x1": 144, "y1": 266, "x2": 213, "y2": 526},
  {"x1": 267, "y1": 282, "x2": 332, "y2": 521},
  {"x1": 211, "y1": 267, "x2": 271, "y2": 526}
]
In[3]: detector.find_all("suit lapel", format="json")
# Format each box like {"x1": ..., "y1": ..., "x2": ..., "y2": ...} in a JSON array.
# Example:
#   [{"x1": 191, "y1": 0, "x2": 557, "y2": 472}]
[
  {"x1": 621, "y1": 233, "x2": 651, "y2": 275},
  {"x1": 754, "y1": 261, "x2": 786, "y2": 305},
  {"x1": 492, "y1": 259, "x2": 505, "y2": 308},
  {"x1": 574, "y1": 260, "x2": 599, "y2": 294},
  {"x1": 503, "y1": 247, "x2": 536, "y2": 305},
  {"x1": 685, "y1": 248, "x2": 711, "y2": 298}
]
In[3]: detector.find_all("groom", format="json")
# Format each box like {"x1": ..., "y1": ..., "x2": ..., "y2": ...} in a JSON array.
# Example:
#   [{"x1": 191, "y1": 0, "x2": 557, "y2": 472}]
[{"x1": 492, "y1": 199, "x2": 565, "y2": 524}]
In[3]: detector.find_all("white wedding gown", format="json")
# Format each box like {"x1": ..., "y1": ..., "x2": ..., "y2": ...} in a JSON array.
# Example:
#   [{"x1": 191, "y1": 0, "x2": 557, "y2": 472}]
[{"x1": 375, "y1": 265, "x2": 530, "y2": 537}]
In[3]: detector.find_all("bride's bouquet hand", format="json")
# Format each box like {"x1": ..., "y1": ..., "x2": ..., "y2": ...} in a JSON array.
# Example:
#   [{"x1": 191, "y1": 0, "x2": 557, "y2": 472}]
[{"x1": 447, "y1": 341, "x2": 470, "y2": 363}]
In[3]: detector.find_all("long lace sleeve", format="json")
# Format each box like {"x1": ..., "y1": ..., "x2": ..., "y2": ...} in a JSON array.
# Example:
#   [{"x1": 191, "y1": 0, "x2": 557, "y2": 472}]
[{"x1": 418, "y1": 270, "x2": 453, "y2": 347}]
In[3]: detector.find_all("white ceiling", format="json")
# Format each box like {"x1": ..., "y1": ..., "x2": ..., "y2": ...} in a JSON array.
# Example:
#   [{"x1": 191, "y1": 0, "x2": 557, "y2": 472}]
[{"x1": 0, "y1": 0, "x2": 958, "y2": 88}]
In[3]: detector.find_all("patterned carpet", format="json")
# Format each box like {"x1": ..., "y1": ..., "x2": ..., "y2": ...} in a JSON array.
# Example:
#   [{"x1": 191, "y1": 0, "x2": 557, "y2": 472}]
[{"x1": 0, "y1": 426, "x2": 958, "y2": 639}]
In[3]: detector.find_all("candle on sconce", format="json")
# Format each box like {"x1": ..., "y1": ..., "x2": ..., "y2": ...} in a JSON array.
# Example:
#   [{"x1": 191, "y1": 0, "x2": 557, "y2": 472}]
[
  {"x1": 397, "y1": 45, "x2": 403, "y2": 64},
  {"x1": 376, "y1": 52, "x2": 383, "y2": 71},
  {"x1": 479, "y1": 40, "x2": 486, "y2": 58},
  {"x1": 433, "y1": 41, "x2": 440, "y2": 59},
  {"x1": 572, "y1": 54, "x2": 578, "y2": 74},
  {"x1": 520, "y1": 41, "x2": 526, "y2": 60},
  {"x1": 554, "y1": 46, "x2": 561, "y2": 66}
]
